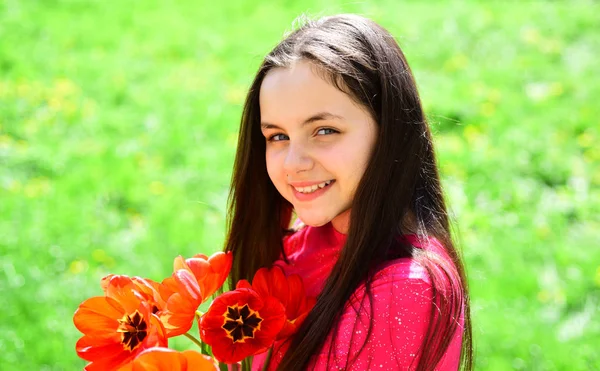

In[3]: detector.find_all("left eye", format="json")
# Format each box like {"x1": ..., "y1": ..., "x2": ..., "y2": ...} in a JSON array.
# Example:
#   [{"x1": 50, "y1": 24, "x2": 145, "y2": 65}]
[{"x1": 316, "y1": 128, "x2": 337, "y2": 135}]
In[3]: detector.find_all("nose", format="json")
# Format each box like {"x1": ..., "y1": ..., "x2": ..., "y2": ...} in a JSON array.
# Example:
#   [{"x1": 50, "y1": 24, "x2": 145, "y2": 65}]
[{"x1": 283, "y1": 141, "x2": 313, "y2": 175}]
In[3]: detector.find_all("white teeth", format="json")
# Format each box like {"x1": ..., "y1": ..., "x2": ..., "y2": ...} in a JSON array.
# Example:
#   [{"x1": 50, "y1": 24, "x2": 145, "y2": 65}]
[
  {"x1": 294, "y1": 180, "x2": 333, "y2": 194},
  {"x1": 319, "y1": 180, "x2": 332, "y2": 188}
]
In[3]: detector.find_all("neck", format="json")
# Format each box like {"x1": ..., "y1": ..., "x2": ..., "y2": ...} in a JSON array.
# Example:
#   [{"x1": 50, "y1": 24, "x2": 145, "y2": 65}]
[{"x1": 331, "y1": 209, "x2": 351, "y2": 234}]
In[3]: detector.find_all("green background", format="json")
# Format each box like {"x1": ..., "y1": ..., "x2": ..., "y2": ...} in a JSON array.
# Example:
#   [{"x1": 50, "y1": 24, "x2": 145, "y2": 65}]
[{"x1": 1, "y1": 0, "x2": 598, "y2": 369}]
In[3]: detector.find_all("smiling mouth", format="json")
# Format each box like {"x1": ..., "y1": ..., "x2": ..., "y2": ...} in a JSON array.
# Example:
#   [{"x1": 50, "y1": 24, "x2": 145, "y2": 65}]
[{"x1": 293, "y1": 180, "x2": 334, "y2": 194}]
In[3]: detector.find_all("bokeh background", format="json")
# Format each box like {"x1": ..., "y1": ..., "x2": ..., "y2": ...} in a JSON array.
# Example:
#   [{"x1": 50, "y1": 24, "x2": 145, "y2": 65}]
[{"x1": 1, "y1": 0, "x2": 599, "y2": 369}]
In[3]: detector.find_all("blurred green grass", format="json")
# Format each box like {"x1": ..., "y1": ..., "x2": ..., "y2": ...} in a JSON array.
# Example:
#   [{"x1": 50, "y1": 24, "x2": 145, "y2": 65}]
[{"x1": 1, "y1": 0, "x2": 598, "y2": 370}]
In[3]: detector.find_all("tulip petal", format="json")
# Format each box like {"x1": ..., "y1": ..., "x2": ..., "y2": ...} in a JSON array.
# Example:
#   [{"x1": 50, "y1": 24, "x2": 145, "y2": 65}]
[
  {"x1": 185, "y1": 258, "x2": 211, "y2": 281},
  {"x1": 195, "y1": 252, "x2": 232, "y2": 299},
  {"x1": 207, "y1": 252, "x2": 230, "y2": 271},
  {"x1": 74, "y1": 296, "x2": 122, "y2": 335},
  {"x1": 130, "y1": 348, "x2": 217, "y2": 371},
  {"x1": 246, "y1": 268, "x2": 315, "y2": 341},
  {"x1": 181, "y1": 350, "x2": 218, "y2": 370},
  {"x1": 252, "y1": 267, "x2": 289, "y2": 308},
  {"x1": 235, "y1": 280, "x2": 252, "y2": 289},
  {"x1": 76, "y1": 336, "x2": 124, "y2": 361},
  {"x1": 172, "y1": 270, "x2": 203, "y2": 302},
  {"x1": 132, "y1": 348, "x2": 186, "y2": 371},
  {"x1": 146, "y1": 313, "x2": 169, "y2": 348},
  {"x1": 285, "y1": 275, "x2": 304, "y2": 316},
  {"x1": 83, "y1": 350, "x2": 133, "y2": 371},
  {"x1": 252, "y1": 296, "x2": 286, "y2": 344},
  {"x1": 161, "y1": 292, "x2": 198, "y2": 337},
  {"x1": 104, "y1": 277, "x2": 147, "y2": 314},
  {"x1": 173, "y1": 256, "x2": 193, "y2": 273}
]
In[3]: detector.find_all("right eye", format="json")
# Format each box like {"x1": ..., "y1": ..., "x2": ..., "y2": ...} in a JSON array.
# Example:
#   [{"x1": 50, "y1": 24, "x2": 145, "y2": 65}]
[{"x1": 268, "y1": 133, "x2": 289, "y2": 142}]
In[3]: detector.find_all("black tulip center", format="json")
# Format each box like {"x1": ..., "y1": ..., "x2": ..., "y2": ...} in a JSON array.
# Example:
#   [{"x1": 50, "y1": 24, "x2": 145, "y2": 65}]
[
  {"x1": 117, "y1": 310, "x2": 148, "y2": 351},
  {"x1": 222, "y1": 304, "x2": 263, "y2": 343}
]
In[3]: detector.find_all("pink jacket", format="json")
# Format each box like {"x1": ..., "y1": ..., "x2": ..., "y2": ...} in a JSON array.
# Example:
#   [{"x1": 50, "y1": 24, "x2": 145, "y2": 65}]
[{"x1": 252, "y1": 222, "x2": 463, "y2": 370}]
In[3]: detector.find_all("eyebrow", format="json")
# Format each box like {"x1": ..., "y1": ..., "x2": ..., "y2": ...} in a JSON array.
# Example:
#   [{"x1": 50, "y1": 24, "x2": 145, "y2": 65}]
[{"x1": 260, "y1": 112, "x2": 343, "y2": 130}]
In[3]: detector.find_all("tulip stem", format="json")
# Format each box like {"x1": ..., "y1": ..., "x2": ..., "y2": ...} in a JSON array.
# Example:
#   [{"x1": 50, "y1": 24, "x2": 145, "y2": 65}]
[
  {"x1": 183, "y1": 332, "x2": 203, "y2": 349},
  {"x1": 242, "y1": 357, "x2": 252, "y2": 371},
  {"x1": 261, "y1": 347, "x2": 273, "y2": 371}
]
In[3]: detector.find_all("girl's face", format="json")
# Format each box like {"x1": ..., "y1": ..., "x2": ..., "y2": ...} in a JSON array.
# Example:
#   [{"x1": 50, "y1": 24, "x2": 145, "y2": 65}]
[{"x1": 259, "y1": 60, "x2": 377, "y2": 233}]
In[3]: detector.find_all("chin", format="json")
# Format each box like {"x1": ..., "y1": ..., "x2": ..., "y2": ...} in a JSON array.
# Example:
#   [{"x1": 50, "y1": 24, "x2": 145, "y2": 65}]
[{"x1": 294, "y1": 212, "x2": 332, "y2": 227}]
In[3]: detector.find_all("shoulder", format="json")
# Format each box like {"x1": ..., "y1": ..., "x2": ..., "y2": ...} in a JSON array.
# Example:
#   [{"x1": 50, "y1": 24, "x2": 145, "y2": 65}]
[
  {"x1": 366, "y1": 235, "x2": 451, "y2": 288},
  {"x1": 346, "y1": 257, "x2": 433, "y2": 313},
  {"x1": 348, "y1": 235, "x2": 460, "y2": 307},
  {"x1": 388, "y1": 234, "x2": 461, "y2": 290},
  {"x1": 373, "y1": 256, "x2": 430, "y2": 286}
]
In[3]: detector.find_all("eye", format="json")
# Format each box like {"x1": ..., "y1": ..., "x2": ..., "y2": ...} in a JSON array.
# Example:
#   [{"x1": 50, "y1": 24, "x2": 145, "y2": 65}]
[
  {"x1": 316, "y1": 128, "x2": 338, "y2": 135},
  {"x1": 268, "y1": 133, "x2": 289, "y2": 142}
]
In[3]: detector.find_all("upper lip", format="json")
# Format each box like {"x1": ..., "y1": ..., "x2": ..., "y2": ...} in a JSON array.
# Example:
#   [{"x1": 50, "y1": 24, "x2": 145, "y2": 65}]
[{"x1": 288, "y1": 180, "x2": 333, "y2": 187}]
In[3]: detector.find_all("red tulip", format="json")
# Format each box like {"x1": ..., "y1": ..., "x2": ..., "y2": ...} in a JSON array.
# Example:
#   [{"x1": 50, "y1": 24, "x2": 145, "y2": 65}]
[
  {"x1": 74, "y1": 275, "x2": 168, "y2": 371},
  {"x1": 237, "y1": 266, "x2": 315, "y2": 340},
  {"x1": 199, "y1": 288, "x2": 285, "y2": 364},
  {"x1": 161, "y1": 252, "x2": 233, "y2": 337},
  {"x1": 174, "y1": 252, "x2": 233, "y2": 299}
]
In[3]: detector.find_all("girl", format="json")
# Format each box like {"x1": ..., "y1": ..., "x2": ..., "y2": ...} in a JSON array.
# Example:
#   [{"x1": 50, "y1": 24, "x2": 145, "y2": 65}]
[{"x1": 224, "y1": 14, "x2": 472, "y2": 371}]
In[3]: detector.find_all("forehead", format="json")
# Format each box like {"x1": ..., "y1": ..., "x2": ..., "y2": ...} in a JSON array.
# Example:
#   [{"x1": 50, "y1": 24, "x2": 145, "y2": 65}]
[{"x1": 259, "y1": 61, "x2": 362, "y2": 125}]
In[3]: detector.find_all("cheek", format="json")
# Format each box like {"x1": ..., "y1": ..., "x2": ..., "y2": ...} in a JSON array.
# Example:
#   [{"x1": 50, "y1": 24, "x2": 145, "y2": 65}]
[
  {"x1": 331, "y1": 141, "x2": 373, "y2": 190},
  {"x1": 265, "y1": 151, "x2": 285, "y2": 186},
  {"x1": 322, "y1": 142, "x2": 369, "y2": 178},
  {"x1": 265, "y1": 157, "x2": 276, "y2": 184}
]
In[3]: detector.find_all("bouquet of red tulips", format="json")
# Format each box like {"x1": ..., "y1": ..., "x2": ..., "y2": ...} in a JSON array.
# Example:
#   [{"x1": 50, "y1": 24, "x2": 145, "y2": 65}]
[{"x1": 73, "y1": 252, "x2": 316, "y2": 370}]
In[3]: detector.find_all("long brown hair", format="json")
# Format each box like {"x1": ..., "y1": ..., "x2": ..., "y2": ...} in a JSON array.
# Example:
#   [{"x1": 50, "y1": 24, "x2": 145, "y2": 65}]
[{"x1": 225, "y1": 14, "x2": 473, "y2": 371}]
